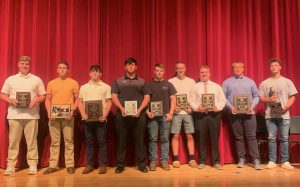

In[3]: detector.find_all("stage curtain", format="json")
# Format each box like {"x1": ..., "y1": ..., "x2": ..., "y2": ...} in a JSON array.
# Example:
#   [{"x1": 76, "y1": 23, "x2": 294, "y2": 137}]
[{"x1": 1, "y1": 0, "x2": 300, "y2": 169}]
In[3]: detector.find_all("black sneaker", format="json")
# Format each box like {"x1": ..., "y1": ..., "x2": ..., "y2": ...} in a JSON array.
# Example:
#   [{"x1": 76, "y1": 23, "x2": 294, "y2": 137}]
[
  {"x1": 115, "y1": 166, "x2": 125, "y2": 173},
  {"x1": 138, "y1": 164, "x2": 148, "y2": 173}
]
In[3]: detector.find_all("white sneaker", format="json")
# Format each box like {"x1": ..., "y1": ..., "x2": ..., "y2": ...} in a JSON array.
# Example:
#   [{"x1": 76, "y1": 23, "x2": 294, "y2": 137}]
[
  {"x1": 265, "y1": 161, "x2": 277, "y2": 169},
  {"x1": 281, "y1": 162, "x2": 294, "y2": 170},
  {"x1": 3, "y1": 167, "x2": 15, "y2": 176},
  {"x1": 28, "y1": 166, "x2": 37, "y2": 175}
]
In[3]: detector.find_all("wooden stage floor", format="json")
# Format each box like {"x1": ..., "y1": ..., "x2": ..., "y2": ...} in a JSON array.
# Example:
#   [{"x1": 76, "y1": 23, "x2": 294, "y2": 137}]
[{"x1": 1, "y1": 164, "x2": 300, "y2": 187}]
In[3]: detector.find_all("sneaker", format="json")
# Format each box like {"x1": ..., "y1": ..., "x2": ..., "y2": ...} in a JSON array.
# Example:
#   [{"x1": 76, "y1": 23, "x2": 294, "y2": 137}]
[
  {"x1": 160, "y1": 161, "x2": 170, "y2": 171},
  {"x1": 281, "y1": 162, "x2": 294, "y2": 170},
  {"x1": 67, "y1": 167, "x2": 75, "y2": 174},
  {"x1": 213, "y1": 163, "x2": 223, "y2": 170},
  {"x1": 43, "y1": 167, "x2": 58, "y2": 175},
  {"x1": 189, "y1": 160, "x2": 198, "y2": 168},
  {"x1": 237, "y1": 158, "x2": 245, "y2": 168},
  {"x1": 28, "y1": 166, "x2": 37, "y2": 175},
  {"x1": 265, "y1": 161, "x2": 277, "y2": 169},
  {"x1": 3, "y1": 168, "x2": 15, "y2": 176},
  {"x1": 98, "y1": 166, "x2": 107, "y2": 174},
  {"x1": 115, "y1": 166, "x2": 125, "y2": 173},
  {"x1": 137, "y1": 164, "x2": 148, "y2": 173},
  {"x1": 198, "y1": 163, "x2": 206, "y2": 169},
  {"x1": 149, "y1": 161, "x2": 156, "y2": 171},
  {"x1": 82, "y1": 165, "x2": 94, "y2": 174},
  {"x1": 172, "y1": 161, "x2": 180, "y2": 168},
  {"x1": 253, "y1": 159, "x2": 262, "y2": 170}
]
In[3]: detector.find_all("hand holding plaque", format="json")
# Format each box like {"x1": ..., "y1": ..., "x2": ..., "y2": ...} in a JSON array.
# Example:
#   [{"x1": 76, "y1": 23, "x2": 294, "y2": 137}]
[
  {"x1": 50, "y1": 104, "x2": 71, "y2": 119},
  {"x1": 268, "y1": 87, "x2": 283, "y2": 112},
  {"x1": 202, "y1": 94, "x2": 215, "y2": 110},
  {"x1": 150, "y1": 101, "x2": 163, "y2": 117},
  {"x1": 85, "y1": 100, "x2": 103, "y2": 122},
  {"x1": 16, "y1": 92, "x2": 31, "y2": 108},
  {"x1": 176, "y1": 94, "x2": 188, "y2": 110},
  {"x1": 233, "y1": 95, "x2": 251, "y2": 114},
  {"x1": 125, "y1": 101, "x2": 137, "y2": 116}
]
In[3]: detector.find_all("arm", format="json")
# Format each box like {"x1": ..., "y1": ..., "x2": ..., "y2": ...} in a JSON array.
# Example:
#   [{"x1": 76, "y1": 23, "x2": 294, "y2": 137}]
[
  {"x1": 45, "y1": 94, "x2": 52, "y2": 119},
  {"x1": 135, "y1": 94, "x2": 150, "y2": 117},
  {"x1": 29, "y1": 94, "x2": 45, "y2": 109},
  {"x1": 112, "y1": 93, "x2": 126, "y2": 116},
  {"x1": 0, "y1": 93, "x2": 18, "y2": 106},
  {"x1": 78, "y1": 98, "x2": 88, "y2": 120},
  {"x1": 166, "y1": 95, "x2": 176, "y2": 121},
  {"x1": 100, "y1": 99, "x2": 112, "y2": 122}
]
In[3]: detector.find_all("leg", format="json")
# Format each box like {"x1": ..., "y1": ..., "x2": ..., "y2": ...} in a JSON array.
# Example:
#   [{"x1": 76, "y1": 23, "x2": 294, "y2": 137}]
[
  {"x1": 243, "y1": 114, "x2": 260, "y2": 161},
  {"x1": 115, "y1": 111, "x2": 128, "y2": 167},
  {"x1": 209, "y1": 112, "x2": 221, "y2": 165},
  {"x1": 183, "y1": 114, "x2": 195, "y2": 157},
  {"x1": 23, "y1": 119, "x2": 39, "y2": 168},
  {"x1": 49, "y1": 120, "x2": 62, "y2": 168},
  {"x1": 230, "y1": 116, "x2": 246, "y2": 159},
  {"x1": 147, "y1": 119, "x2": 159, "y2": 162},
  {"x1": 7, "y1": 119, "x2": 24, "y2": 169},
  {"x1": 62, "y1": 118, "x2": 75, "y2": 168},
  {"x1": 171, "y1": 115, "x2": 182, "y2": 158},
  {"x1": 133, "y1": 111, "x2": 147, "y2": 165},
  {"x1": 266, "y1": 119, "x2": 278, "y2": 163},
  {"x1": 159, "y1": 117, "x2": 171, "y2": 162},
  {"x1": 83, "y1": 121, "x2": 96, "y2": 167},
  {"x1": 278, "y1": 119, "x2": 290, "y2": 163},
  {"x1": 95, "y1": 121, "x2": 108, "y2": 166},
  {"x1": 197, "y1": 114, "x2": 209, "y2": 164}
]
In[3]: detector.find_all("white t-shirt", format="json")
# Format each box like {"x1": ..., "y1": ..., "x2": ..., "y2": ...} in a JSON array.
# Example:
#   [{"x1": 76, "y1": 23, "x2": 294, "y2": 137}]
[
  {"x1": 168, "y1": 76, "x2": 196, "y2": 114},
  {"x1": 79, "y1": 81, "x2": 111, "y2": 111},
  {"x1": 1, "y1": 73, "x2": 46, "y2": 119},
  {"x1": 259, "y1": 76, "x2": 298, "y2": 119}
]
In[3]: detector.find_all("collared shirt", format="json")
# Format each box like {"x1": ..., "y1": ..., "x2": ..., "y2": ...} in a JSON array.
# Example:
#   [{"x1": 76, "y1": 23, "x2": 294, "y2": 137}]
[
  {"x1": 189, "y1": 80, "x2": 226, "y2": 112},
  {"x1": 1, "y1": 72, "x2": 46, "y2": 119},
  {"x1": 79, "y1": 80, "x2": 111, "y2": 111},
  {"x1": 222, "y1": 75, "x2": 259, "y2": 110},
  {"x1": 259, "y1": 76, "x2": 298, "y2": 119},
  {"x1": 111, "y1": 75, "x2": 150, "y2": 107},
  {"x1": 168, "y1": 76, "x2": 196, "y2": 114}
]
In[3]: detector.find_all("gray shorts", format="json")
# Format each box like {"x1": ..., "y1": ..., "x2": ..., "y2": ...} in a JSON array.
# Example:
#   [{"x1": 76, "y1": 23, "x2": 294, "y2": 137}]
[{"x1": 171, "y1": 114, "x2": 194, "y2": 134}]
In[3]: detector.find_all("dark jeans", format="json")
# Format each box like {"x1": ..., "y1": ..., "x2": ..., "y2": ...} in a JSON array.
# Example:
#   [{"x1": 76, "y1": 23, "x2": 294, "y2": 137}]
[
  {"x1": 83, "y1": 121, "x2": 108, "y2": 167},
  {"x1": 115, "y1": 110, "x2": 147, "y2": 167},
  {"x1": 194, "y1": 112, "x2": 221, "y2": 165},
  {"x1": 230, "y1": 114, "x2": 259, "y2": 161}
]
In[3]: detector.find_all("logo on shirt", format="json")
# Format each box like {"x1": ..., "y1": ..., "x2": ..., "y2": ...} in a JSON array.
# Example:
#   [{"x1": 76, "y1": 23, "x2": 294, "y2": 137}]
[{"x1": 162, "y1": 86, "x2": 168, "y2": 90}]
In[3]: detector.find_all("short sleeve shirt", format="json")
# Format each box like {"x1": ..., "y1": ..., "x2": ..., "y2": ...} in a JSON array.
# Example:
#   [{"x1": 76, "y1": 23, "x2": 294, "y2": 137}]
[
  {"x1": 47, "y1": 77, "x2": 79, "y2": 109},
  {"x1": 1, "y1": 73, "x2": 46, "y2": 119},
  {"x1": 147, "y1": 80, "x2": 177, "y2": 115},
  {"x1": 259, "y1": 76, "x2": 298, "y2": 119},
  {"x1": 111, "y1": 75, "x2": 150, "y2": 108}
]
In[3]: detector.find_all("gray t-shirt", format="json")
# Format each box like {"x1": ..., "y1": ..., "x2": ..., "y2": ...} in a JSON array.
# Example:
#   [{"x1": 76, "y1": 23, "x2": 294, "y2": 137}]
[{"x1": 259, "y1": 76, "x2": 298, "y2": 119}]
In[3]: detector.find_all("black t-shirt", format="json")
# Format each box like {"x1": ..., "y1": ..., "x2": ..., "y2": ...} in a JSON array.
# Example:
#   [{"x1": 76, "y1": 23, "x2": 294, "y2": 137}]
[
  {"x1": 147, "y1": 80, "x2": 177, "y2": 115},
  {"x1": 111, "y1": 75, "x2": 150, "y2": 108}
]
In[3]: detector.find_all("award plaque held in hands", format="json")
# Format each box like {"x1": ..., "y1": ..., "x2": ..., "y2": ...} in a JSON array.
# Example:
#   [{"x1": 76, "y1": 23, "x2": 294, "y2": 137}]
[
  {"x1": 233, "y1": 95, "x2": 250, "y2": 114},
  {"x1": 85, "y1": 100, "x2": 103, "y2": 122},
  {"x1": 125, "y1": 101, "x2": 138, "y2": 116},
  {"x1": 176, "y1": 94, "x2": 188, "y2": 110},
  {"x1": 150, "y1": 101, "x2": 163, "y2": 117},
  {"x1": 16, "y1": 92, "x2": 31, "y2": 108},
  {"x1": 202, "y1": 94, "x2": 215, "y2": 110},
  {"x1": 50, "y1": 104, "x2": 71, "y2": 119}
]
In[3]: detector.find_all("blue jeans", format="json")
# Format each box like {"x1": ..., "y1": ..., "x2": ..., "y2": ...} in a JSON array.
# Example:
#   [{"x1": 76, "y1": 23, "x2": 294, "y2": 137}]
[
  {"x1": 266, "y1": 118, "x2": 290, "y2": 163},
  {"x1": 147, "y1": 116, "x2": 171, "y2": 162}
]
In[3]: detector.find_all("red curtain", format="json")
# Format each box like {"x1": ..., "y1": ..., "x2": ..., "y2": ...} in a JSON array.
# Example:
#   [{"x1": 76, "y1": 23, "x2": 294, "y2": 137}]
[{"x1": 1, "y1": 0, "x2": 300, "y2": 169}]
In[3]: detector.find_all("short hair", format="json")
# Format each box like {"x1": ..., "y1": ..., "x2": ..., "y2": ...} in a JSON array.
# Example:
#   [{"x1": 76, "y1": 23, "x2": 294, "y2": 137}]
[
  {"x1": 200, "y1": 65, "x2": 210, "y2": 71},
  {"x1": 58, "y1": 60, "x2": 69, "y2": 69},
  {"x1": 231, "y1": 61, "x2": 244, "y2": 69},
  {"x1": 18, "y1": 56, "x2": 31, "y2": 64},
  {"x1": 155, "y1": 63, "x2": 165, "y2": 69},
  {"x1": 269, "y1": 58, "x2": 282, "y2": 65},
  {"x1": 176, "y1": 61, "x2": 185, "y2": 66},
  {"x1": 125, "y1": 57, "x2": 137, "y2": 65},
  {"x1": 90, "y1": 65, "x2": 101, "y2": 72}
]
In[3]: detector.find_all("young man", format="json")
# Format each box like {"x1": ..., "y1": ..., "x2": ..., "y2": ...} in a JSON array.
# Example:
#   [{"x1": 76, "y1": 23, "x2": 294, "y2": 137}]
[
  {"x1": 78, "y1": 65, "x2": 112, "y2": 174},
  {"x1": 111, "y1": 57, "x2": 150, "y2": 173},
  {"x1": 1, "y1": 56, "x2": 46, "y2": 176},
  {"x1": 222, "y1": 61, "x2": 261, "y2": 170},
  {"x1": 146, "y1": 64, "x2": 176, "y2": 171},
  {"x1": 43, "y1": 61, "x2": 79, "y2": 175},
  {"x1": 189, "y1": 65, "x2": 226, "y2": 170},
  {"x1": 259, "y1": 58, "x2": 297, "y2": 170},
  {"x1": 168, "y1": 61, "x2": 197, "y2": 168}
]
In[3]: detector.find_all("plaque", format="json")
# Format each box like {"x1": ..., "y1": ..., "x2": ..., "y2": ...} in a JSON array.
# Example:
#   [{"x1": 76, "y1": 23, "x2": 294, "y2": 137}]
[
  {"x1": 233, "y1": 95, "x2": 250, "y2": 114},
  {"x1": 150, "y1": 101, "x2": 163, "y2": 116},
  {"x1": 202, "y1": 94, "x2": 215, "y2": 109},
  {"x1": 85, "y1": 100, "x2": 103, "y2": 122},
  {"x1": 176, "y1": 94, "x2": 188, "y2": 110},
  {"x1": 125, "y1": 101, "x2": 137, "y2": 116},
  {"x1": 50, "y1": 104, "x2": 71, "y2": 119},
  {"x1": 270, "y1": 102, "x2": 283, "y2": 112},
  {"x1": 16, "y1": 92, "x2": 31, "y2": 108}
]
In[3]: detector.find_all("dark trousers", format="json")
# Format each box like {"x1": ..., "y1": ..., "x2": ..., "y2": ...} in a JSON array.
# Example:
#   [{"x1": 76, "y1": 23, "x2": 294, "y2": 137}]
[
  {"x1": 230, "y1": 114, "x2": 259, "y2": 161},
  {"x1": 194, "y1": 112, "x2": 221, "y2": 165},
  {"x1": 83, "y1": 121, "x2": 108, "y2": 167},
  {"x1": 115, "y1": 110, "x2": 147, "y2": 167}
]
